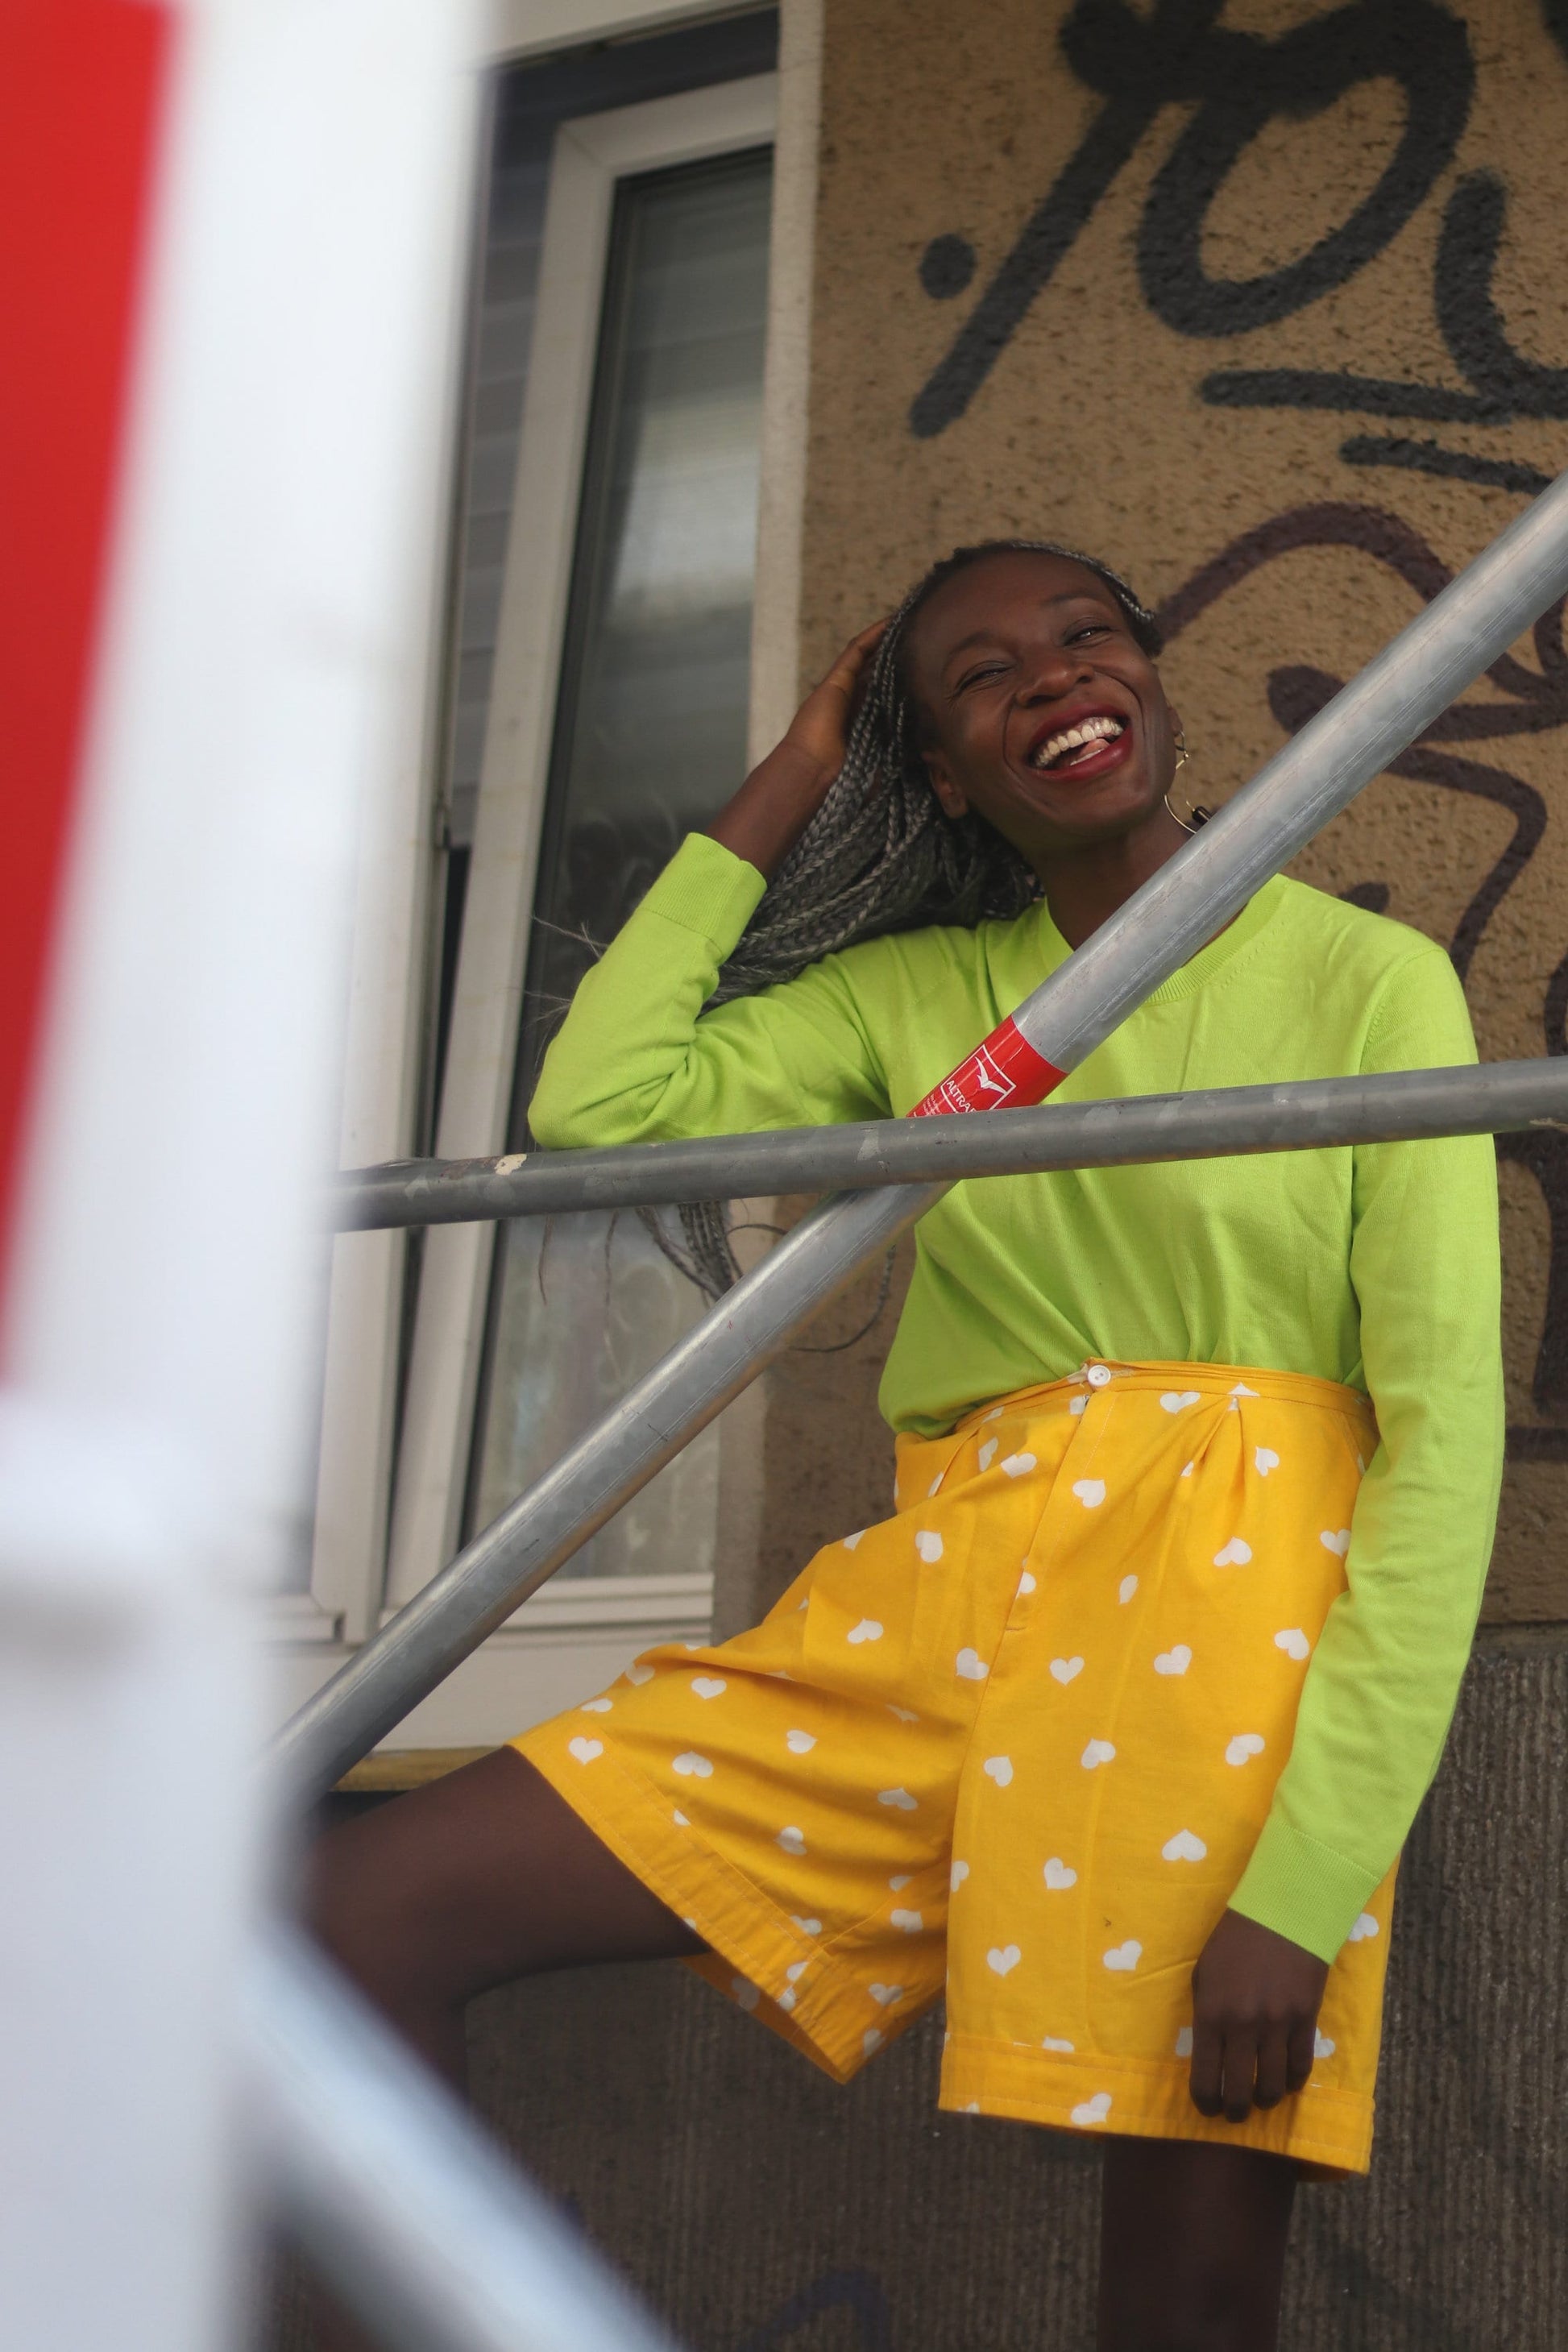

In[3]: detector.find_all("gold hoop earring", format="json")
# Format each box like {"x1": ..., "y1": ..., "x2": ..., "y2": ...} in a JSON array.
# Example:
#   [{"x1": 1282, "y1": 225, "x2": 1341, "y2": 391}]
[{"x1": 1164, "y1": 732, "x2": 1209, "y2": 834}]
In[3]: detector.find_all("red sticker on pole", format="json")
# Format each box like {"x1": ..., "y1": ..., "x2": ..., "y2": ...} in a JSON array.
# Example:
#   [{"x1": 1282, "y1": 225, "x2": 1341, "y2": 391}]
[{"x1": 908, "y1": 1014, "x2": 1065, "y2": 1119}]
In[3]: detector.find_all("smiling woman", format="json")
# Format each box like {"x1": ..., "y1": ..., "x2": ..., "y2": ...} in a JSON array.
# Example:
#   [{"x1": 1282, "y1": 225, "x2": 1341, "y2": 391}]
[{"x1": 313, "y1": 538, "x2": 1504, "y2": 2352}]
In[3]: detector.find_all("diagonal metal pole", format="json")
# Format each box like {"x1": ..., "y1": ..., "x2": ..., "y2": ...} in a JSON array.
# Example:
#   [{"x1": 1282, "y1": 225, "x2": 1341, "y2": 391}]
[
  {"x1": 277, "y1": 467, "x2": 1568, "y2": 1801},
  {"x1": 250, "y1": 1928, "x2": 686, "y2": 2352},
  {"x1": 329, "y1": 1060, "x2": 1568, "y2": 1230}
]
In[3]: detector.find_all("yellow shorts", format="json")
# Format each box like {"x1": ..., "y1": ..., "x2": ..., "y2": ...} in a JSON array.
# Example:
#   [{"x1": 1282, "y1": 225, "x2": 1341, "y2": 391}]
[{"x1": 516, "y1": 1360, "x2": 1395, "y2": 2175}]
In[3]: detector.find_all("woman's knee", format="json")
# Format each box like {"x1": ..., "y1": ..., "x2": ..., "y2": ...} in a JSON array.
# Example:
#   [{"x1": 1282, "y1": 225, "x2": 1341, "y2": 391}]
[
  {"x1": 1098, "y1": 2138, "x2": 1296, "y2": 2352},
  {"x1": 303, "y1": 1744, "x2": 700, "y2": 2014}
]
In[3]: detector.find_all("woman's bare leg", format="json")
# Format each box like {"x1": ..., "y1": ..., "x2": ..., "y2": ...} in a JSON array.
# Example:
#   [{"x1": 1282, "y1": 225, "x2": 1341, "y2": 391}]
[
  {"x1": 305, "y1": 1744, "x2": 703, "y2": 2084},
  {"x1": 1097, "y1": 2137, "x2": 1298, "y2": 2352},
  {"x1": 300, "y1": 1746, "x2": 702, "y2": 2345}
]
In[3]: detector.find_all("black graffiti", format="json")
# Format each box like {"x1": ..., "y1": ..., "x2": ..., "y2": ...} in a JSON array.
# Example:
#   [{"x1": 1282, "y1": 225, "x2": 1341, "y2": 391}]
[
  {"x1": 734, "y1": 2267, "x2": 894, "y2": 2352},
  {"x1": 1267, "y1": 666, "x2": 1547, "y2": 983},
  {"x1": 1156, "y1": 501, "x2": 1568, "y2": 1458},
  {"x1": 910, "y1": 0, "x2": 1472, "y2": 438},
  {"x1": 1205, "y1": 170, "x2": 1568, "y2": 492}
]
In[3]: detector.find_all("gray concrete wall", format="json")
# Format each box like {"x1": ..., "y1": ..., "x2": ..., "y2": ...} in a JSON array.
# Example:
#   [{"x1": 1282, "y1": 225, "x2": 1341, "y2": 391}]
[{"x1": 269, "y1": 1636, "x2": 1567, "y2": 2350}]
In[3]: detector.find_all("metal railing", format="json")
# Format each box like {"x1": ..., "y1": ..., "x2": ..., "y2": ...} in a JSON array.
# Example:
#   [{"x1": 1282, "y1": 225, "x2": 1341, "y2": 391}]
[
  {"x1": 277, "y1": 463, "x2": 1568, "y2": 1802},
  {"x1": 330, "y1": 1060, "x2": 1568, "y2": 1231}
]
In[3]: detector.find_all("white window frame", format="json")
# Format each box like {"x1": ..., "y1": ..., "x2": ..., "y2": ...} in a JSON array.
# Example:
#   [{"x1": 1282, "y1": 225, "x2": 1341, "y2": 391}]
[{"x1": 268, "y1": 0, "x2": 822, "y2": 1750}]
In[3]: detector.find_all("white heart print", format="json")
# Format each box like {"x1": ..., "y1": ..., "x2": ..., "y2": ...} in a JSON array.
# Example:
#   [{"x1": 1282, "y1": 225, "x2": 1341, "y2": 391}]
[
  {"x1": 978, "y1": 1438, "x2": 998, "y2": 1471},
  {"x1": 1213, "y1": 1537, "x2": 1253, "y2": 1566},
  {"x1": 790, "y1": 1915, "x2": 822, "y2": 1935},
  {"x1": 673, "y1": 1811, "x2": 689, "y2": 1827},
  {"x1": 624, "y1": 1663, "x2": 654, "y2": 1686},
  {"x1": 1071, "y1": 2092, "x2": 1113, "y2": 2127},
  {"x1": 869, "y1": 1983, "x2": 903, "y2": 2006},
  {"x1": 786, "y1": 1728, "x2": 817, "y2": 1753},
  {"x1": 982, "y1": 1754, "x2": 1014, "y2": 1787},
  {"x1": 1321, "y1": 1527, "x2": 1352, "y2": 1556},
  {"x1": 955, "y1": 1647, "x2": 989, "y2": 1681},
  {"x1": 1018, "y1": 1569, "x2": 1037, "y2": 1595},
  {"x1": 950, "y1": 1860, "x2": 970, "y2": 1890},
  {"x1": 1118, "y1": 1574, "x2": 1139, "y2": 1604},
  {"x1": 1043, "y1": 1857, "x2": 1077, "y2": 1890},
  {"x1": 776, "y1": 1825, "x2": 807, "y2": 1855},
  {"x1": 1162, "y1": 1828, "x2": 1208, "y2": 1862},
  {"x1": 1255, "y1": 1446, "x2": 1280, "y2": 1476},
  {"x1": 841, "y1": 1529, "x2": 865, "y2": 1550},
  {"x1": 1072, "y1": 1478, "x2": 1106, "y2": 1508},
  {"x1": 915, "y1": 1529, "x2": 944, "y2": 1563},
  {"x1": 1175, "y1": 2026, "x2": 1194, "y2": 2059},
  {"x1": 987, "y1": 1944, "x2": 1022, "y2": 1977},
  {"x1": 877, "y1": 1786, "x2": 918, "y2": 1811},
  {"x1": 1153, "y1": 1645, "x2": 1192, "y2": 1676},
  {"x1": 579, "y1": 1697, "x2": 612, "y2": 1714},
  {"x1": 1002, "y1": 1451, "x2": 1037, "y2": 1478},
  {"x1": 847, "y1": 1619, "x2": 883, "y2": 1644},
  {"x1": 862, "y1": 2029, "x2": 883, "y2": 2055},
  {"x1": 1049, "y1": 1655, "x2": 1085, "y2": 1684},
  {"x1": 1042, "y1": 2035, "x2": 1075, "y2": 2052},
  {"x1": 691, "y1": 1676, "x2": 727, "y2": 1699},
  {"x1": 1314, "y1": 2029, "x2": 1336, "y2": 2058},
  {"x1": 1225, "y1": 1733, "x2": 1265, "y2": 1766},
  {"x1": 1349, "y1": 1911, "x2": 1380, "y2": 1942},
  {"x1": 887, "y1": 1703, "x2": 919, "y2": 1724},
  {"x1": 672, "y1": 1750, "x2": 713, "y2": 1777},
  {"x1": 567, "y1": 1737, "x2": 603, "y2": 1765},
  {"x1": 1160, "y1": 1391, "x2": 1200, "y2": 1413},
  {"x1": 890, "y1": 1907, "x2": 923, "y2": 1932},
  {"x1": 1102, "y1": 1939, "x2": 1142, "y2": 1972},
  {"x1": 1081, "y1": 1738, "x2": 1116, "y2": 1769},
  {"x1": 889, "y1": 1875, "x2": 911, "y2": 1889},
  {"x1": 731, "y1": 1976, "x2": 760, "y2": 2012},
  {"x1": 1274, "y1": 1628, "x2": 1311, "y2": 1661},
  {"x1": 927, "y1": 1473, "x2": 944, "y2": 1496}
]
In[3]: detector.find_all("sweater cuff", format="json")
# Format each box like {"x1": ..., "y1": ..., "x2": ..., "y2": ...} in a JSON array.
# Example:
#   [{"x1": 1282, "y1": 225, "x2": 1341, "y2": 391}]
[
  {"x1": 642, "y1": 832, "x2": 767, "y2": 954},
  {"x1": 1228, "y1": 1819, "x2": 1384, "y2": 1964}
]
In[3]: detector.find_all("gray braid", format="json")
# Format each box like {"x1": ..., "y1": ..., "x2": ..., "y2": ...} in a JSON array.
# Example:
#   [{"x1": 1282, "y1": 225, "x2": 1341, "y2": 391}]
[{"x1": 670, "y1": 538, "x2": 1159, "y2": 1296}]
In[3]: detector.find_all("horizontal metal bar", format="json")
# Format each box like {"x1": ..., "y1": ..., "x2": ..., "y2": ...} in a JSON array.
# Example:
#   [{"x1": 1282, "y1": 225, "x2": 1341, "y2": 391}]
[
  {"x1": 276, "y1": 468, "x2": 1568, "y2": 1801},
  {"x1": 330, "y1": 1060, "x2": 1568, "y2": 1229},
  {"x1": 248, "y1": 1927, "x2": 685, "y2": 2352}
]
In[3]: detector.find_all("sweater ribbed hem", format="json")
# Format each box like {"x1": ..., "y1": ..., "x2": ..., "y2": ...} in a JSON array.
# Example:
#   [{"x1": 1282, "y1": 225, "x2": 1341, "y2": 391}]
[
  {"x1": 644, "y1": 832, "x2": 766, "y2": 950},
  {"x1": 1229, "y1": 1819, "x2": 1385, "y2": 1963}
]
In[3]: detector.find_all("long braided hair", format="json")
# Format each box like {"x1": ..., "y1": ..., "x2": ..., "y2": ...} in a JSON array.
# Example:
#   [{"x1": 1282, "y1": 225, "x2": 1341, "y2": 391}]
[{"x1": 664, "y1": 537, "x2": 1163, "y2": 1295}]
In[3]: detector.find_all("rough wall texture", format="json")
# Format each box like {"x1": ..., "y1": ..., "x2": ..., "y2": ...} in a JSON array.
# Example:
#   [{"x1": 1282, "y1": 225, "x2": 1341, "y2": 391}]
[
  {"x1": 268, "y1": 1644, "x2": 1568, "y2": 2349},
  {"x1": 767, "y1": 0, "x2": 1568, "y2": 1623}
]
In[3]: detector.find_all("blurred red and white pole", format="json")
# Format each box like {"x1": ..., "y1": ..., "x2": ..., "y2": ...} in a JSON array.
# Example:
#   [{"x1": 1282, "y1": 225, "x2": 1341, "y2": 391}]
[{"x1": 0, "y1": 4, "x2": 477, "y2": 2346}]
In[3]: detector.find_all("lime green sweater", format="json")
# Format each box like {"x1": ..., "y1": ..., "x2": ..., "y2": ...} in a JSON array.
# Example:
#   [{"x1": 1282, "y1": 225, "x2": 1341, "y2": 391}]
[{"x1": 531, "y1": 833, "x2": 1504, "y2": 1962}]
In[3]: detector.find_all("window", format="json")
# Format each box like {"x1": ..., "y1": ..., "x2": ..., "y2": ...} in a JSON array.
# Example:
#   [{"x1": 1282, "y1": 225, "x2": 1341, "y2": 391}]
[
  {"x1": 470, "y1": 146, "x2": 771, "y2": 1587},
  {"x1": 375, "y1": 63, "x2": 780, "y2": 1745}
]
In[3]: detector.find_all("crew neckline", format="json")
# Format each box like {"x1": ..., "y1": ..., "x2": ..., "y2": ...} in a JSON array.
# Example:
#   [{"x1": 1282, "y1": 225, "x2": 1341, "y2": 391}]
[{"x1": 1032, "y1": 873, "x2": 1288, "y2": 1005}]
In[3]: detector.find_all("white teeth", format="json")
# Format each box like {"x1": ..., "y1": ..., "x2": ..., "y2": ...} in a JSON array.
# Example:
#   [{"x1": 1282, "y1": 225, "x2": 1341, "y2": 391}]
[{"x1": 1033, "y1": 715, "x2": 1124, "y2": 769}]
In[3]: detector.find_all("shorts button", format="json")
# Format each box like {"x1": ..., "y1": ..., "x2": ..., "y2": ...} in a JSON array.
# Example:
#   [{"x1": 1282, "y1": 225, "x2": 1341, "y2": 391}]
[{"x1": 1085, "y1": 1363, "x2": 1112, "y2": 1388}]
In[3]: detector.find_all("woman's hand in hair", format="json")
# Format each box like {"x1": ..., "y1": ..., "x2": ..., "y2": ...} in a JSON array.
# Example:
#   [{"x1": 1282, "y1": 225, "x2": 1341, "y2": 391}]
[
  {"x1": 1186, "y1": 1908, "x2": 1329, "y2": 2125},
  {"x1": 706, "y1": 618, "x2": 888, "y2": 881}
]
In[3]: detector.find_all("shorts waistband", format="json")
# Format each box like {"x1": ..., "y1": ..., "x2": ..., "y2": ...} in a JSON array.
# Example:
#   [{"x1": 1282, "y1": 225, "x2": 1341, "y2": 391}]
[{"x1": 952, "y1": 1360, "x2": 1375, "y2": 1433}]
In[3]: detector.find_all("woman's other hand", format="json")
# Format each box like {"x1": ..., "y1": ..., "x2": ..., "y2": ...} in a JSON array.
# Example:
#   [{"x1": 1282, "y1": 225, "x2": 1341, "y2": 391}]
[
  {"x1": 1187, "y1": 1908, "x2": 1329, "y2": 2123},
  {"x1": 706, "y1": 618, "x2": 888, "y2": 880}
]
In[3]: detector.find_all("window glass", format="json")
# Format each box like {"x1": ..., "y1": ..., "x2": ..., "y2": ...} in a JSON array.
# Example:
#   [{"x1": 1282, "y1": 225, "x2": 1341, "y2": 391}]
[{"x1": 467, "y1": 144, "x2": 772, "y2": 1570}]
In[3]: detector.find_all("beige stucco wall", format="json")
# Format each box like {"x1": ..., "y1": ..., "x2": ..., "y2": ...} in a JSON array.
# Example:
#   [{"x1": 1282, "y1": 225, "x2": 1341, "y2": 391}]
[{"x1": 774, "y1": 0, "x2": 1568, "y2": 1620}]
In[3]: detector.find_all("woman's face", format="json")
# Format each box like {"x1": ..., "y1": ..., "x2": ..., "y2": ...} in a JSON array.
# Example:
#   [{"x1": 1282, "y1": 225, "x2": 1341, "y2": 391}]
[{"x1": 902, "y1": 550, "x2": 1181, "y2": 870}]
